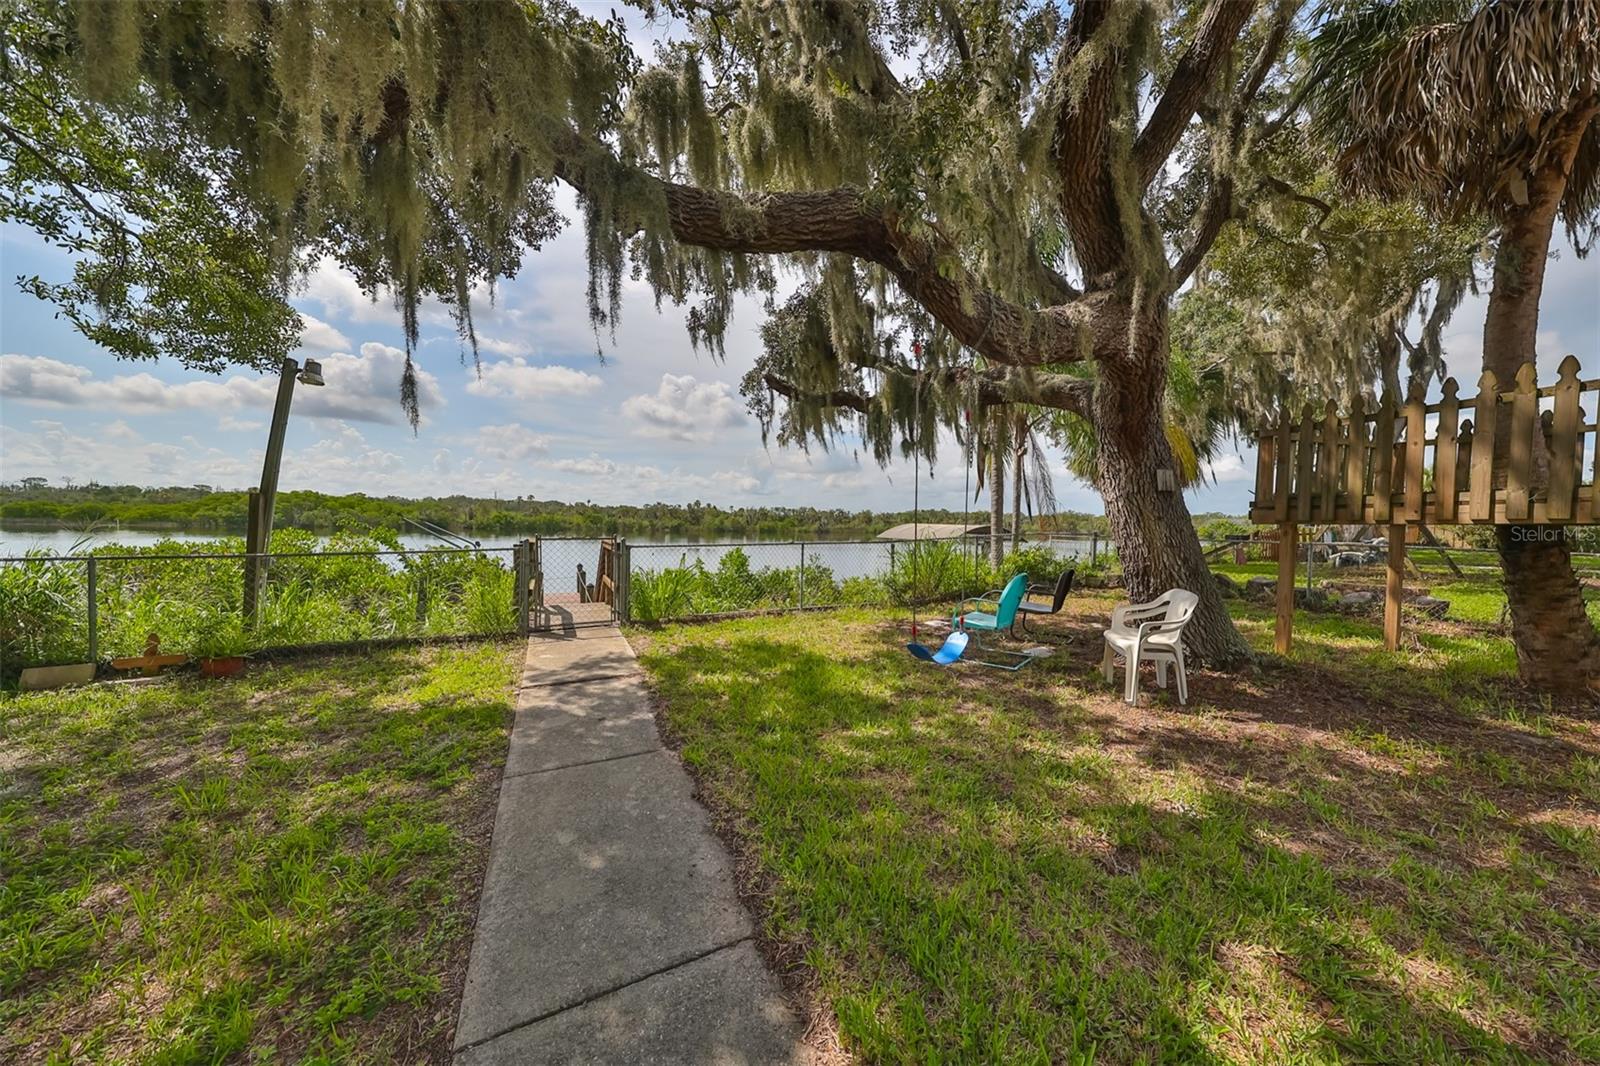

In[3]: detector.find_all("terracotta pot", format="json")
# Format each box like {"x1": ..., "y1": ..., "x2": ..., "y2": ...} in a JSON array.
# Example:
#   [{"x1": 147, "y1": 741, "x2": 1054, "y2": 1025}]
[{"x1": 199, "y1": 656, "x2": 246, "y2": 678}]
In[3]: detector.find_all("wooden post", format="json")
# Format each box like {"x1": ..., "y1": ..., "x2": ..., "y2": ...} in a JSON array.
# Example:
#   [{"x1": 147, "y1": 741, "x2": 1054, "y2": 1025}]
[
  {"x1": 1434, "y1": 379, "x2": 1460, "y2": 522},
  {"x1": 1319, "y1": 402, "x2": 1339, "y2": 522},
  {"x1": 244, "y1": 359, "x2": 299, "y2": 621},
  {"x1": 1273, "y1": 409, "x2": 1293, "y2": 520},
  {"x1": 1342, "y1": 395, "x2": 1367, "y2": 522},
  {"x1": 1372, "y1": 398, "x2": 1396, "y2": 523},
  {"x1": 1275, "y1": 522, "x2": 1297, "y2": 655},
  {"x1": 1384, "y1": 523, "x2": 1406, "y2": 652},
  {"x1": 1548, "y1": 355, "x2": 1581, "y2": 521},
  {"x1": 1296, "y1": 404, "x2": 1316, "y2": 524},
  {"x1": 86, "y1": 555, "x2": 98, "y2": 665},
  {"x1": 1506, "y1": 363, "x2": 1537, "y2": 521},
  {"x1": 1469, "y1": 370, "x2": 1499, "y2": 522},
  {"x1": 1403, "y1": 388, "x2": 1427, "y2": 521},
  {"x1": 243, "y1": 487, "x2": 262, "y2": 622}
]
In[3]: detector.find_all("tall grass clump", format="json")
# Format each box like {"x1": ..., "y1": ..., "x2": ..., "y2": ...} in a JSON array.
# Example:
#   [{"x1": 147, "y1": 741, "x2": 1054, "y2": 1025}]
[
  {"x1": 885, "y1": 541, "x2": 987, "y2": 604},
  {"x1": 0, "y1": 554, "x2": 89, "y2": 679}
]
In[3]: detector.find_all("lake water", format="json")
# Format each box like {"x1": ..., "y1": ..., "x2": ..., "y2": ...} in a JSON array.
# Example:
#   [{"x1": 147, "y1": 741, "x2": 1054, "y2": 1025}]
[{"x1": 0, "y1": 527, "x2": 1105, "y2": 583}]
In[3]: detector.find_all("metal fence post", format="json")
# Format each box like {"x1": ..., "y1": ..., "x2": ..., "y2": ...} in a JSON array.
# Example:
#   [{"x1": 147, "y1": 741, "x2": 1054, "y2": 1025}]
[
  {"x1": 416, "y1": 572, "x2": 429, "y2": 629},
  {"x1": 86, "y1": 556, "x2": 98, "y2": 665},
  {"x1": 618, "y1": 539, "x2": 631, "y2": 622},
  {"x1": 797, "y1": 541, "x2": 806, "y2": 609},
  {"x1": 1090, "y1": 532, "x2": 1099, "y2": 565}
]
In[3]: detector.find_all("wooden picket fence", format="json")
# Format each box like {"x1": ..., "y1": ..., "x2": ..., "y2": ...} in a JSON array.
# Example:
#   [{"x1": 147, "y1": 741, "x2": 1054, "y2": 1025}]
[
  {"x1": 1247, "y1": 356, "x2": 1598, "y2": 527},
  {"x1": 1248, "y1": 355, "x2": 1596, "y2": 656}
]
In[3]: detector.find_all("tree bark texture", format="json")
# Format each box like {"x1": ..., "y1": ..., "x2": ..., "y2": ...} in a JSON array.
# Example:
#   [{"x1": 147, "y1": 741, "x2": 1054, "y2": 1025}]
[
  {"x1": 1094, "y1": 303, "x2": 1254, "y2": 667},
  {"x1": 1483, "y1": 150, "x2": 1600, "y2": 694}
]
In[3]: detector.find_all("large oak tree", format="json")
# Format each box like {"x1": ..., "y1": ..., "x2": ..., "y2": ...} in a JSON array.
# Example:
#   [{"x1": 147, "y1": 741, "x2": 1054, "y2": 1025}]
[{"x1": 31, "y1": 0, "x2": 1345, "y2": 664}]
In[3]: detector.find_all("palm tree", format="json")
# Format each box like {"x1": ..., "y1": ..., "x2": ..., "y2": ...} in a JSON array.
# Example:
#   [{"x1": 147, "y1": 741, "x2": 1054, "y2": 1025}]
[{"x1": 1309, "y1": 0, "x2": 1600, "y2": 694}]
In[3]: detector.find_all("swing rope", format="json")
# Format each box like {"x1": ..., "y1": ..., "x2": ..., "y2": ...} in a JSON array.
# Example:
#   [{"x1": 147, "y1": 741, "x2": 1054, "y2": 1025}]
[{"x1": 909, "y1": 342, "x2": 922, "y2": 641}]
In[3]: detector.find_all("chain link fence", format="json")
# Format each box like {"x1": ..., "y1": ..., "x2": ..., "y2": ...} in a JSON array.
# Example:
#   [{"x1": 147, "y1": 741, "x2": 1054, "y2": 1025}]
[
  {"x1": 622, "y1": 536, "x2": 1104, "y2": 623},
  {"x1": 2, "y1": 532, "x2": 1115, "y2": 679},
  {"x1": 1, "y1": 545, "x2": 519, "y2": 681}
]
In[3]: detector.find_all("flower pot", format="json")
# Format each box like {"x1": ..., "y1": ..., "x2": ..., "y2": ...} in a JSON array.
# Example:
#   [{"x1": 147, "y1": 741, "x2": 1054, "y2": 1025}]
[
  {"x1": 199, "y1": 656, "x2": 246, "y2": 678},
  {"x1": 18, "y1": 663, "x2": 97, "y2": 691}
]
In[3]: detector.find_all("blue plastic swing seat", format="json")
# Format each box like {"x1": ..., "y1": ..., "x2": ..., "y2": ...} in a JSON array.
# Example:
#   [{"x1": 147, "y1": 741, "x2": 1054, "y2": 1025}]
[{"x1": 907, "y1": 629, "x2": 969, "y2": 665}]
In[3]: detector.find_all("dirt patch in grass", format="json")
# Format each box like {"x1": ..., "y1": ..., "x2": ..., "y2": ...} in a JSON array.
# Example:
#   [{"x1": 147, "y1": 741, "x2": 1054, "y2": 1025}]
[
  {"x1": 632, "y1": 607, "x2": 1600, "y2": 1064},
  {"x1": 0, "y1": 641, "x2": 521, "y2": 1065}
]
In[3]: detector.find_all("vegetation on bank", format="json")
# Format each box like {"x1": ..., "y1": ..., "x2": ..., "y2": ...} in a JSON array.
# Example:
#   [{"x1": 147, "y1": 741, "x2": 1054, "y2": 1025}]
[
  {"x1": 0, "y1": 530, "x2": 515, "y2": 680},
  {"x1": 0, "y1": 642, "x2": 521, "y2": 1064},
  {"x1": 0, "y1": 483, "x2": 1136, "y2": 540},
  {"x1": 633, "y1": 604, "x2": 1600, "y2": 1063},
  {"x1": 629, "y1": 541, "x2": 1109, "y2": 622}
]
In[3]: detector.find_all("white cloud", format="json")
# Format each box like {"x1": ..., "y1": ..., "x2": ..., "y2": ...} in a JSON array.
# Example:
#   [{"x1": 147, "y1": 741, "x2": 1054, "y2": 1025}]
[
  {"x1": 217, "y1": 414, "x2": 265, "y2": 432},
  {"x1": 0, "y1": 344, "x2": 442, "y2": 426},
  {"x1": 476, "y1": 334, "x2": 533, "y2": 359},
  {"x1": 619, "y1": 373, "x2": 745, "y2": 442},
  {"x1": 1202, "y1": 452, "x2": 1252, "y2": 484},
  {"x1": 545, "y1": 454, "x2": 620, "y2": 477},
  {"x1": 296, "y1": 312, "x2": 352, "y2": 352},
  {"x1": 473, "y1": 424, "x2": 551, "y2": 461},
  {"x1": 464, "y1": 358, "x2": 603, "y2": 402},
  {"x1": 0, "y1": 418, "x2": 253, "y2": 488},
  {"x1": 296, "y1": 259, "x2": 400, "y2": 326}
]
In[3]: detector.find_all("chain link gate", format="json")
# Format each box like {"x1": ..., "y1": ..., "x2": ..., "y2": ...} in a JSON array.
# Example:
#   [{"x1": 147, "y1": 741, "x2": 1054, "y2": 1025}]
[{"x1": 519, "y1": 536, "x2": 624, "y2": 632}]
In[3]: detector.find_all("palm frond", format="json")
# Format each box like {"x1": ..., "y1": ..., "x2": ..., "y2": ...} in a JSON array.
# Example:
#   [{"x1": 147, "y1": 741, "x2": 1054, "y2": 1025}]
[{"x1": 1311, "y1": 0, "x2": 1600, "y2": 219}]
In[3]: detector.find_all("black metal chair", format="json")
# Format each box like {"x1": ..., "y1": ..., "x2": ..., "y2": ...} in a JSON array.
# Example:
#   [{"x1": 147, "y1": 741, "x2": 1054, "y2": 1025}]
[{"x1": 1015, "y1": 568, "x2": 1075, "y2": 630}]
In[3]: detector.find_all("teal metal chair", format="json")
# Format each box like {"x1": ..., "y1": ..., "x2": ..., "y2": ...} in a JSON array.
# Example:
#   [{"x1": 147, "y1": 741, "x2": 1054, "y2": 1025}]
[{"x1": 953, "y1": 573, "x2": 1028, "y2": 637}]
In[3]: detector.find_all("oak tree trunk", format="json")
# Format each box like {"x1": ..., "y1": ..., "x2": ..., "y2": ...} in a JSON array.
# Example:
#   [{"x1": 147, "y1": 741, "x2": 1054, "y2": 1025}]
[
  {"x1": 1093, "y1": 303, "x2": 1253, "y2": 668},
  {"x1": 1483, "y1": 158, "x2": 1600, "y2": 694}
]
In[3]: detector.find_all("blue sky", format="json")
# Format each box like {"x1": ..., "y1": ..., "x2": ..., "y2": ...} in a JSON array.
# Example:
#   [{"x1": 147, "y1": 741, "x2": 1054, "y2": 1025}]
[{"x1": 2, "y1": 190, "x2": 1596, "y2": 516}]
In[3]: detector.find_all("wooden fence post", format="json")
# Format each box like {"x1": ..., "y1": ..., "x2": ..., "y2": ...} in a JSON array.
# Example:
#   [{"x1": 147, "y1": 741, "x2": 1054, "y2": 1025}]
[
  {"x1": 1384, "y1": 523, "x2": 1406, "y2": 651},
  {"x1": 1507, "y1": 363, "x2": 1537, "y2": 521},
  {"x1": 1275, "y1": 522, "x2": 1298, "y2": 655},
  {"x1": 1548, "y1": 355, "x2": 1581, "y2": 521},
  {"x1": 1435, "y1": 379, "x2": 1460, "y2": 523}
]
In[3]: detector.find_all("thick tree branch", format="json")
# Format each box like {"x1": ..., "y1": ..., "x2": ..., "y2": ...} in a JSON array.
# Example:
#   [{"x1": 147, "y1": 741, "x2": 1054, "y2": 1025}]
[
  {"x1": 1134, "y1": 0, "x2": 1259, "y2": 189},
  {"x1": 1164, "y1": 2, "x2": 1293, "y2": 291},
  {"x1": 1170, "y1": 175, "x2": 1236, "y2": 290},
  {"x1": 555, "y1": 137, "x2": 1101, "y2": 368},
  {"x1": 1049, "y1": 1, "x2": 1127, "y2": 275},
  {"x1": 765, "y1": 363, "x2": 1095, "y2": 421},
  {"x1": 763, "y1": 372, "x2": 869, "y2": 412}
]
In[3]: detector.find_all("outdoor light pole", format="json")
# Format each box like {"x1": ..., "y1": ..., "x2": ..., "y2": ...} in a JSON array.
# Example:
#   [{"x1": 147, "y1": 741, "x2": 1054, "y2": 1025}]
[{"x1": 243, "y1": 356, "x2": 325, "y2": 620}]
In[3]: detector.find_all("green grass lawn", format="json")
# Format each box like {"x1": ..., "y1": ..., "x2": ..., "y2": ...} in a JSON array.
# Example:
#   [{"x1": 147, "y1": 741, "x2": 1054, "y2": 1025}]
[
  {"x1": 633, "y1": 603, "x2": 1600, "y2": 1064},
  {"x1": 0, "y1": 642, "x2": 521, "y2": 1065},
  {"x1": 1210, "y1": 553, "x2": 1600, "y2": 627}
]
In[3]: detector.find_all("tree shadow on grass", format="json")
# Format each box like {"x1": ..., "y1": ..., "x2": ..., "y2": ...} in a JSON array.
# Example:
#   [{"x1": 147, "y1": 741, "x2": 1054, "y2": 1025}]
[{"x1": 644, "y1": 629, "x2": 1595, "y2": 1063}]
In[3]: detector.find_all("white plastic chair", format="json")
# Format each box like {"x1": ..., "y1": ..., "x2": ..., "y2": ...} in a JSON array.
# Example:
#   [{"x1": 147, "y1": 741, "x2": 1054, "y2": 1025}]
[{"x1": 1101, "y1": 589, "x2": 1199, "y2": 704}]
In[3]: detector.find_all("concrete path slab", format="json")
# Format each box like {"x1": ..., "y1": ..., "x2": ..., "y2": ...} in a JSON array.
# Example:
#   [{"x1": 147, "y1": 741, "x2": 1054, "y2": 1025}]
[
  {"x1": 456, "y1": 941, "x2": 804, "y2": 1066},
  {"x1": 455, "y1": 749, "x2": 753, "y2": 1045},
  {"x1": 521, "y1": 632, "x2": 640, "y2": 687},
  {"x1": 455, "y1": 627, "x2": 809, "y2": 1062},
  {"x1": 503, "y1": 672, "x2": 661, "y2": 778}
]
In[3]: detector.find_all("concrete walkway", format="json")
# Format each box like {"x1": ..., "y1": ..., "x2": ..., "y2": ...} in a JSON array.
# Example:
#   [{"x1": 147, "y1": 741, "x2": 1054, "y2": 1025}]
[{"x1": 454, "y1": 625, "x2": 809, "y2": 1065}]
